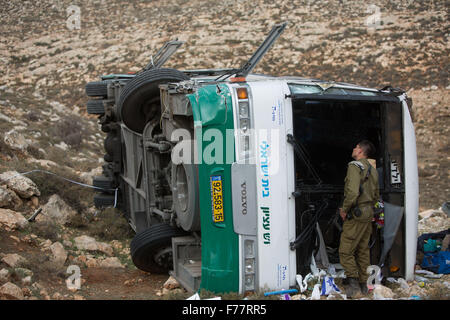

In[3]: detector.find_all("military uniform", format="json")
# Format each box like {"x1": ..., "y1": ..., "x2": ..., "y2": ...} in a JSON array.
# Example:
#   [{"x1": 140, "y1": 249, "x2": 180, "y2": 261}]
[{"x1": 339, "y1": 158, "x2": 379, "y2": 284}]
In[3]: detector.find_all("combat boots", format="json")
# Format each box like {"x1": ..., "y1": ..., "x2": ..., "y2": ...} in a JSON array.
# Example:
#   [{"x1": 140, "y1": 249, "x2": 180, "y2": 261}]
[
  {"x1": 360, "y1": 282, "x2": 369, "y2": 295},
  {"x1": 345, "y1": 278, "x2": 362, "y2": 298}
]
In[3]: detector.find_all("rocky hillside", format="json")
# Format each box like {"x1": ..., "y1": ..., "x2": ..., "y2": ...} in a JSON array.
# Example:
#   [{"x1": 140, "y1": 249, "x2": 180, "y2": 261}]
[
  {"x1": 0, "y1": 0, "x2": 448, "y2": 209},
  {"x1": 0, "y1": 0, "x2": 449, "y2": 300}
]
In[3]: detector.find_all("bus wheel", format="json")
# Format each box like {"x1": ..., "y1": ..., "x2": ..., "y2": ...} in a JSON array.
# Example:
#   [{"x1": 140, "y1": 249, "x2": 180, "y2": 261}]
[
  {"x1": 172, "y1": 162, "x2": 200, "y2": 232},
  {"x1": 117, "y1": 68, "x2": 189, "y2": 133},
  {"x1": 130, "y1": 223, "x2": 186, "y2": 273}
]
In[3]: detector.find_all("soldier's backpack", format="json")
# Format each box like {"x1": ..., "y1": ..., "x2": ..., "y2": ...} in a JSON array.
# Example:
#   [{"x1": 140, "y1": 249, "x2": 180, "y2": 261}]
[{"x1": 421, "y1": 251, "x2": 450, "y2": 274}]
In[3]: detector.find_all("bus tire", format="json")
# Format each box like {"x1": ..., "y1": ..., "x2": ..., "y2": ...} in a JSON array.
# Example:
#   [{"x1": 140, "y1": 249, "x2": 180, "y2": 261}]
[
  {"x1": 130, "y1": 223, "x2": 187, "y2": 273},
  {"x1": 117, "y1": 68, "x2": 189, "y2": 133}
]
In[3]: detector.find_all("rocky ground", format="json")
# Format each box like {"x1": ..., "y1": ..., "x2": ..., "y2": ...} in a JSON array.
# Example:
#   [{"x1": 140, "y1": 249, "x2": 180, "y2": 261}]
[{"x1": 0, "y1": 0, "x2": 449, "y2": 300}]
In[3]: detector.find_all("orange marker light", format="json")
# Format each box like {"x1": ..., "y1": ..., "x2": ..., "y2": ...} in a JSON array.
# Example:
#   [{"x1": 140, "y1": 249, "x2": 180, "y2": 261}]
[
  {"x1": 230, "y1": 77, "x2": 247, "y2": 83},
  {"x1": 236, "y1": 87, "x2": 248, "y2": 100}
]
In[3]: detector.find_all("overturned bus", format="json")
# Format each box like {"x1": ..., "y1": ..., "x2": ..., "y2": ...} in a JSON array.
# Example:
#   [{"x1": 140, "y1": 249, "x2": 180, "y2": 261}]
[{"x1": 84, "y1": 23, "x2": 418, "y2": 294}]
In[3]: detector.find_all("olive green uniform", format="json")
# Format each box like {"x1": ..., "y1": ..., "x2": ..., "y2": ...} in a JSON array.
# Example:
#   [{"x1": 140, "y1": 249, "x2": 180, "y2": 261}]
[{"x1": 339, "y1": 158, "x2": 379, "y2": 283}]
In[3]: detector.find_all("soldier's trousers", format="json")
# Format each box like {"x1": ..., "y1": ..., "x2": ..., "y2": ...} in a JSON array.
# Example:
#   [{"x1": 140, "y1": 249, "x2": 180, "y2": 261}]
[{"x1": 339, "y1": 218, "x2": 372, "y2": 283}]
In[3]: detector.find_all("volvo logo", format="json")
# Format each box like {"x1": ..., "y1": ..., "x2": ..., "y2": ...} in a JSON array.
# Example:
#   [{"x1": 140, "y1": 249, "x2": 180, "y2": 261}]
[{"x1": 241, "y1": 181, "x2": 247, "y2": 215}]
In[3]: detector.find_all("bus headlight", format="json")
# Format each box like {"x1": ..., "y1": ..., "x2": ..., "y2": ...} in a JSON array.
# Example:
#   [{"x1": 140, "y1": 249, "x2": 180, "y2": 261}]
[
  {"x1": 243, "y1": 238, "x2": 256, "y2": 291},
  {"x1": 245, "y1": 274, "x2": 255, "y2": 291},
  {"x1": 245, "y1": 258, "x2": 255, "y2": 273},
  {"x1": 240, "y1": 117, "x2": 249, "y2": 133},
  {"x1": 235, "y1": 86, "x2": 253, "y2": 160},
  {"x1": 239, "y1": 101, "x2": 249, "y2": 118},
  {"x1": 244, "y1": 239, "x2": 254, "y2": 256}
]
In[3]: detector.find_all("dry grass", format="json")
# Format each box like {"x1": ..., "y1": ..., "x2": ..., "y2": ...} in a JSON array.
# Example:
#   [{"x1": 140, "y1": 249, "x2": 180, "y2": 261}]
[
  {"x1": 66, "y1": 207, "x2": 133, "y2": 242},
  {"x1": 25, "y1": 220, "x2": 61, "y2": 242}
]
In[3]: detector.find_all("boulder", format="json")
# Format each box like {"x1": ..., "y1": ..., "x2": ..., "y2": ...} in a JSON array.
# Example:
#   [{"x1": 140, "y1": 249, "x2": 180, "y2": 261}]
[
  {"x1": 99, "y1": 257, "x2": 124, "y2": 268},
  {"x1": 49, "y1": 242, "x2": 67, "y2": 268},
  {"x1": 0, "y1": 186, "x2": 12, "y2": 207},
  {"x1": 0, "y1": 188, "x2": 23, "y2": 210},
  {"x1": 0, "y1": 268, "x2": 9, "y2": 282},
  {"x1": 0, "y1": 208, "x2": 28, "y2": 231},
  {"x1": 21, "y1": 276, "x2": 32, "y2": 286},
  {"x1": 1, "y1": 253, "x2": 26, "y2": 268},
  {"x1": 39, "y1": 194, "x2": 77, "y2": 225},
  {"x1": 3, "y1": 130, "x2": 29, "y2": 152},
  {"x1": 0, "y1": 282, "x2": 24, "y2": 300},
  {"x1": 14, "y1": 267, "x2": 33, "y2": 278},
  {"x1": 79, "y1": 167, "x2": 102, "y2": 185},
  {"x1": 418, "y1": 209, "x2": 440, "y2": 220},
  {"x1": 163, "y1": 276, "x2": 180, "y2": 290},
  {"x1": 418, "y1": 214, "x2": 450, "y2": 235},
  {"x1": 0, "y1": 171, "x2": 40, "y2": 199},
  {"x1": 86, "y1": 258, "x2": 99, "y2": 268},
  {"x1": 73, "y1": 235, "x2": 113, "y2": 256}
]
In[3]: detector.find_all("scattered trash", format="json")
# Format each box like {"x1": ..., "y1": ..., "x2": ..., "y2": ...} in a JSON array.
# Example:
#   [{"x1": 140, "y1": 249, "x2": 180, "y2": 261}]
[
  {"x1": 386, "y1": 277, "x2": 410, "y2": 289},
  {"x1": 27, "y1": 207, "x2": 42, "y2": 222},
  {"x1": 296, "y1": 274, "x2": 308, "y2": 293},
  {"x1": 409, "y1": 295, "x2": 421, "y2": 300},
  {"x1": 421, "y1": 251, "x2": 450, "y2": 274},
  {"x1": 264, "y1": 289, "x2": 298, "y2": 297},
  {"x1": 296, "y1": 273, "x2": 316, "y2": 293},
  {"x1": 311, "y1": 284, "x2": 321, "y2": 300},
  {"x1": 310, "y1": 254, "x2": 327, "y2": 280},
  {"x1": 415, "y1": 269, "x2": 443, "y2": 278},
  {"x1": 417, "y1": 229, "x2": 449, "y2": 254},
  {"x1": 320, "y1": 276, "x2": 341, "y2": 296},
  {"x1": 423, "y1": 239, "x2": 441, "y2": 252},
  {"x1": 186, "y1": 292, "x2": 200, "y2": 300},
  {"x1": 397, "y1": 278, "x2": 409, "y2": 289},
  {"x1": 280, "y1": 294, "x2": 291, "y2": 300},
  {"x1": 186, "y1": 292, "x2": 221, "y2": 300},
  {"x1": 327, "y1": 264, "x2": 336, "y2": 277},
  {"x1": 296, "y1": 256, "x2": 346, "y2": 299},
  {"x1": 414, "y1": 275, "x2": 429, "y2": 283}
]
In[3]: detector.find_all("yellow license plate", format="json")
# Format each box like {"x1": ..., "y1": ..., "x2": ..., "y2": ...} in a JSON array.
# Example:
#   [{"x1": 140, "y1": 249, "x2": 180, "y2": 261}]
[{"x1": 211, "y1": 175, "x2": 224, "y2": 223}]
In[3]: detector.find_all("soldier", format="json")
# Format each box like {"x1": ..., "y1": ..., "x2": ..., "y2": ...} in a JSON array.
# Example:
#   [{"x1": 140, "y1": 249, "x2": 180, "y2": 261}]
[{"x1": 339, "y1": 140, "x2": 379, "y2": 297}]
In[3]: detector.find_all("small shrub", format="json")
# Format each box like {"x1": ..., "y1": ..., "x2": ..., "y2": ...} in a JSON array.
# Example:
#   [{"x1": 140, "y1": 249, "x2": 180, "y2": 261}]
[
  {"x1": 53, "y1": 115, "x2": 84, "y2": 149},
  {"x1": 86, "y1": 208, "x2": 134, "y2": 241},
  {"x1": 0, "y1": 138, "x2": 18, "y2": 159},
  {"x1": 30, "y1": 167, "x2": 94, "y2": 213},
  {"x1": 26, "y1": 145, "x2": 44, "y2": 159},
  {"x1": 65, "y1": 213, "x2": 88, "y2": 229},
  {"x1": 26, "y1": 220, "x2": 60, "y2": 242},
  {"x1": 19, "y1": 254, "x2": 63, "y2": 281},
  {"x1": 24, "y1": 111, "x2": 40, "y2": 122}
]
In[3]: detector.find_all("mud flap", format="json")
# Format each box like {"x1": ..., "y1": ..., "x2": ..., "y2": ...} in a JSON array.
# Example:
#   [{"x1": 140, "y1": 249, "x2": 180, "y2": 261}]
[{"x1": 379, "y1": 201, "x2": 404, "y2": 266}]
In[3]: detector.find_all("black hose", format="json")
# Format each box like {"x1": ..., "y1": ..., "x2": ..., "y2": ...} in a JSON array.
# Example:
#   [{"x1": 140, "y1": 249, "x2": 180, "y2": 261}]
[{"x1": 290, "y1": 200, "x2": 328, "y2": 250}]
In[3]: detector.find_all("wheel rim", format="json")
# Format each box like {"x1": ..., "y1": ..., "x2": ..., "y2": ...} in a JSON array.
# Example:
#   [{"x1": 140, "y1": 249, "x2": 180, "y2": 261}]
[
  {"x1": 153, "y1": 246, "x2": 173, "y2": 270},
  {"x1": 175, "y1": 165, "x2": 188, "y2": 212}
]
